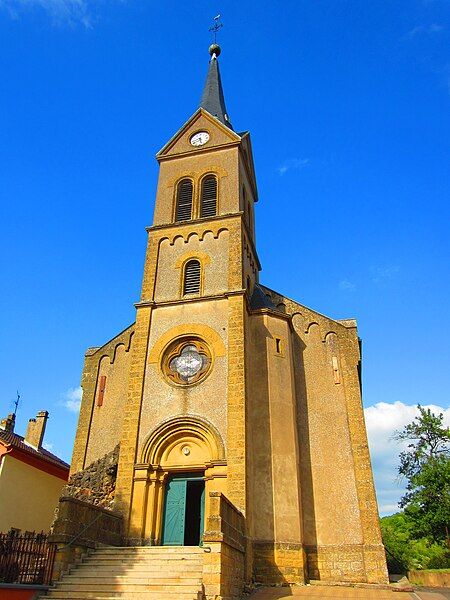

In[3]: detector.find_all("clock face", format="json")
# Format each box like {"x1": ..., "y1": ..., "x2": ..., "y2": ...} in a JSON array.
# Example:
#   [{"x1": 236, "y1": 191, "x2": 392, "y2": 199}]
[{"x1": 190, "y1": 131, "x2": 210, "y2": 147}]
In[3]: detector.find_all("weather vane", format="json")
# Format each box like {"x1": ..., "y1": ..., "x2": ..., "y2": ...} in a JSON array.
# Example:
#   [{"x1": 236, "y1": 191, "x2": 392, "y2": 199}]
[{"x1": 209, "y1": 15, "x2": 223, "y2": 44}]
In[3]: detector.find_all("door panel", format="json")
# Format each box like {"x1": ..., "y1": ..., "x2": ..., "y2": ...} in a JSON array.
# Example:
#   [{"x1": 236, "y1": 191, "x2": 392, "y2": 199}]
[{"x1": 162, "y1": 479, "x2": 187, "y2": 545}]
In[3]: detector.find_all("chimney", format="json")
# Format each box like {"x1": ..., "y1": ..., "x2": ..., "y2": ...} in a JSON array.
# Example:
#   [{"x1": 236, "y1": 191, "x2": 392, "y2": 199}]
[
  {"x1": 0, "y1": 413, "x2": 15, "y2": 433},
  {"x1": 25, "y1": 411, "x2": 49, "y2": 449}
]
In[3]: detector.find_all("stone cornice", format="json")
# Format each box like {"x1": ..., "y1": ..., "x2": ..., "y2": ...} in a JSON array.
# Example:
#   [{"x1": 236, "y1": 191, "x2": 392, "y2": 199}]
[
  {"x1": 135, "y1": 289, "x2": 246, "y2": 309},
  {"x1": 157, "y1": 141, "x2": 240, "y2": 163},
  {"x1": 146, "y1": 212, "x2": 243, "y2": 233}
]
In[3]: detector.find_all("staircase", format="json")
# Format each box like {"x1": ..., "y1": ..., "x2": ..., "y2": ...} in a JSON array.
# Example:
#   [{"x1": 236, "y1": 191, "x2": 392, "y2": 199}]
[{"x1": 40, "y1": 546, "x2": 205, "y2": 599}]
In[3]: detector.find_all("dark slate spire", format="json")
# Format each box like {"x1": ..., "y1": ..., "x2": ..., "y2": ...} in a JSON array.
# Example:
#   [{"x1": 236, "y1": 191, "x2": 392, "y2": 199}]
[{"x1": 200, "y1": 44, "x2": 233, "y2": 130}]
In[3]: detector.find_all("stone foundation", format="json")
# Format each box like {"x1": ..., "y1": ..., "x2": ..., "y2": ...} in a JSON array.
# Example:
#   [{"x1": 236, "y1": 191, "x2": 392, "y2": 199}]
[
  {"x1": 252, "y1": 541, "x2": 306, "y2": 585},
  {"x1": 305, "y1": 544, "x2": 388, "y2": 584}
]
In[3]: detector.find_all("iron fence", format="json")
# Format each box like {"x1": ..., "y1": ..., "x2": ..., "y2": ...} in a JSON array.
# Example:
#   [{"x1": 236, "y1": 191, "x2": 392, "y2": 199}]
[{"x1": 0, "y1": 530, "x2": 56, "y2": 585}]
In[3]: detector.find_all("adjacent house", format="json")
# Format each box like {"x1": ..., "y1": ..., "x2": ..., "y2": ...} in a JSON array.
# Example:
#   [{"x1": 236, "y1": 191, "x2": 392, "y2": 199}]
[{"x1": 0, "y1": 411, "x2": 69, "y2": 533}]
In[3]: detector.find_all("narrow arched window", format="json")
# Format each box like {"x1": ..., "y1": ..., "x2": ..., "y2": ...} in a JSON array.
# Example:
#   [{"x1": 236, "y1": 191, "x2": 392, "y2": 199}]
[
  {"x1": 175, "y1": 179, "x2": 193, "y2": 221},
  {"x1": 200, "y1": 176, "x2": 217, "y2": 218},
  {"x1": 183, "y1": 260, "x2": 201, "y2": 295}
]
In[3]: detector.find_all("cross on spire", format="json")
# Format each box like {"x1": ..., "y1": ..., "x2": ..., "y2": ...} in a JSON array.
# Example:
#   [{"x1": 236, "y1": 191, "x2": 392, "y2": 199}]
[
  {"x1": 209, "y1": 15, "x2": 223, "y2": 44},
  {"x1": 200, "y1": 20, "x2": 233, "y2": 130}
]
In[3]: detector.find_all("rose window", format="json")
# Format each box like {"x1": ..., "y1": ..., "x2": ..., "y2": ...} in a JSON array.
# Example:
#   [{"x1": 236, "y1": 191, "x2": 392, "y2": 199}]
[{"x1": 162, "y1": 339, "x2": 211, "y2": 385}]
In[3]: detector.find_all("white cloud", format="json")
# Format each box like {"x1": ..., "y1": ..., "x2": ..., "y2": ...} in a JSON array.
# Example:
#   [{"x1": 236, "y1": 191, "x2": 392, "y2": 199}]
[
  {"x1": 0, "y1": 0, "x2": 121, "y2": 27},
  {"x1": 407, "y1": 23, "x2": 445, "y2": 37},
  {"x1": 63, "y1": 386, "x2": 82, "y2": 412},
  {"x1": 372, "y1": 265, "x2": 400, "y2": 284},
  {"x1": 339, "y1": 279, "x2": 356, "y2": 291},
  {"x1": 277, "y1": 158, "x2": 310, "y2": 176},
  {"x1": 364, "y1": 401, "x2": 450, "y2": 515},
  {"x1": 43, "y1": 441, "x2": 54, "y2": 451}
]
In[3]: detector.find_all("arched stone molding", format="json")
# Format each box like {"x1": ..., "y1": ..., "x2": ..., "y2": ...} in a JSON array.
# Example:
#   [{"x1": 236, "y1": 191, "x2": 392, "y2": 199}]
[
  {"x1": 165, "y1": 165, "x2": 229, "y2": 190},
  {"x1": 148, "y1": 323, "x2": 226, "y2": 365},
  {"x1": 141, "y1": 415, "x2": 226, "y2": 466},
  {"x1": 323, "y1": 331, "x2": 338, "y2": 344},
  {"x1": 157, "y1": 226, "x2": 229, "y2": 247},
  {"x1": 305, "y1": 321, "x2": 320, "y2": 334},
  {"x1": 175, "y1": 251, "x2": 212, "y2": 270}
]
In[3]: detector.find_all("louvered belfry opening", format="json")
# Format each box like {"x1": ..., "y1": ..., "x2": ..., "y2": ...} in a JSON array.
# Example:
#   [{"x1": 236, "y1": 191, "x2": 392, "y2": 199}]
[
  {"x1": 200, "y1": 175, "x2": 217, "y2": 218},
  {"x1": 175, "y1": 179, "x2": 193, "y2": 221},
  {"x1": 183, "y1": 260, "x2": 201, "y2": 295}
]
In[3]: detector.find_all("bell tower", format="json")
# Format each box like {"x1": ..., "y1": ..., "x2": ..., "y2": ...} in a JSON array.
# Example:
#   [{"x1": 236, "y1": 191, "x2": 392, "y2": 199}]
[{"x1": 113, "y1": 43, "x2": 259, "y2": 543}]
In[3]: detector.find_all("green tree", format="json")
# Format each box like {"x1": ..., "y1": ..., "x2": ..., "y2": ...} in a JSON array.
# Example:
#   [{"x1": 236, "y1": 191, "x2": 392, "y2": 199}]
[
  {"x1": 394, "y1": 405, "x2": 450, "y2": 547},
  {"x1": 380, "y1": 512, "x2": 449, "y2": 571}
]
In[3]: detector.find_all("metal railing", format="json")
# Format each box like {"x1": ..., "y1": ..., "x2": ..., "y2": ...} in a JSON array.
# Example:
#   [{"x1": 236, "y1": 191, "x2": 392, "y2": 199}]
[
  {"x1": 0, "y1": 530, "x2": 56, "y2": 585},
  {"x1": 59, "y1": 510, "x2": 103, "y2": 549}
]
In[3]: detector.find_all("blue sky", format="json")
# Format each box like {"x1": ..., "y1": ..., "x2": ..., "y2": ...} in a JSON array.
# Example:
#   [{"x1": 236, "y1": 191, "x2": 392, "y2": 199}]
[{"x1": 0, "y1": 0, "x2": 449, "y2": 516}]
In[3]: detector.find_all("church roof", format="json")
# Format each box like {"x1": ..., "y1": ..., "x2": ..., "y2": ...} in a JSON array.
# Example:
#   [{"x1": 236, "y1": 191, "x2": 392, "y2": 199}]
[
  {"x1": 200, "y1": 45, "x2": 233, "y2": 130},
  {"x1": 250, "y1": 284, "x2": 279, "y2": 311}
]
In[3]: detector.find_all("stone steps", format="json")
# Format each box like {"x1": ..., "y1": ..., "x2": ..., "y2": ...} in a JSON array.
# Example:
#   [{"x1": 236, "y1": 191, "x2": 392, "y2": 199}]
[
  {"x1": 39, "y1": 546, "x2": 205, "y2": 600},
  {"x1": 84, "y1": 557, "x2": 203, "y2": 565},
  {"x1": 93, "y1": 547, "x2": 204, "y2": 554},
  {"x1": 65, "y1": 568, "x2": 202, "y2": 576},
  {"x1": 51, "y1": 584, "x2": 202, "y2": 592},
  {"x1": 55, "y1": 573, "x2": 202, "y2": 591},
  {"x1": 43, "y1": 593, "x2": 201, "y2": 599}
]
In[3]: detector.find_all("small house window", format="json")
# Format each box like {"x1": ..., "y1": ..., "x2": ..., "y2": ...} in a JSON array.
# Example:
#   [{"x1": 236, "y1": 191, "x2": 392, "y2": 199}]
[
  {"x1": 183, "y1": 260, "x2": 201, "y2": 295},
  {"x1": 200, "y1": 176, "x2": 217, "y2": 218},
  {"x1": 175, "y1": 179, "x2": 193, "y2": 221}
]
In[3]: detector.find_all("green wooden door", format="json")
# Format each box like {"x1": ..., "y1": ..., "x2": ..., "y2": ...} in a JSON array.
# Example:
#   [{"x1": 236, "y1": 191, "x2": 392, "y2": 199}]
[{"x1": 162, "y1": 478, "x2": 187, "y2": 545}]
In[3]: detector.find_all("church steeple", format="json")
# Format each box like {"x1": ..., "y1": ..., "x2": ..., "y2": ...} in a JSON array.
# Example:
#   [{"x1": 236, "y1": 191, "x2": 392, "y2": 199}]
[{"x1": 200, "y1": 44, "x2": 233, "y2": 130}]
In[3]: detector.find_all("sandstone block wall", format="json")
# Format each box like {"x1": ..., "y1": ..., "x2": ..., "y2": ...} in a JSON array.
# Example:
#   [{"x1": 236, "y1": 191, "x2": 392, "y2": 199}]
[
  {"x1": 62, "y1": 445, "x2": 119, "y2": 510},
  {"x1": 202, "y1": 492, "x2": 245, "y2": 600}
]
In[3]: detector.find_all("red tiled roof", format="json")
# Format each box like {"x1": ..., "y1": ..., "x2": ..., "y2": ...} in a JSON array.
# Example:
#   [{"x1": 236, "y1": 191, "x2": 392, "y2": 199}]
[{"x1": 0, "y1": 429, "x2": 70, "y2": 471}]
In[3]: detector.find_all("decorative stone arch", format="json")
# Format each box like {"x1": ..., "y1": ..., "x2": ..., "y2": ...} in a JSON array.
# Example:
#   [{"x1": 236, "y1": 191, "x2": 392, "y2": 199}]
[
  {"x1": 141, "y1": 415, "x2": 226, "y2": 467},
  {"x1": 175, "y1": 250, "x2": 212, "y2": 270}
]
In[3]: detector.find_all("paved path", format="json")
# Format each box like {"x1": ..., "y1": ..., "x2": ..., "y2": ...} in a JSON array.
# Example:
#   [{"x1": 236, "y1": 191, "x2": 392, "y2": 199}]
[{"x1": 249, "y1": 586, "x2": 449, "y2": 599}]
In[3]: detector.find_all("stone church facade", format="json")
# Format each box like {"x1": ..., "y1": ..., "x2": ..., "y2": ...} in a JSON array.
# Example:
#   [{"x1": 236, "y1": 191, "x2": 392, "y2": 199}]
[{"x1": 69, "y1": 44, "x2": 388, "y2": 590}]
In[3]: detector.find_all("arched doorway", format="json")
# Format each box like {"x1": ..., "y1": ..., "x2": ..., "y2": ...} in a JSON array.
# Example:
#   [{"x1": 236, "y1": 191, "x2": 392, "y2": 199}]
[{"x1": 130, "y1": 416, "x2": 226, "y2": 546}]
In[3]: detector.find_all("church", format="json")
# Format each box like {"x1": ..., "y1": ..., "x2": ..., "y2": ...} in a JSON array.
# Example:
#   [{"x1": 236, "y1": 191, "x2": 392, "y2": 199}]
[{"x1": 64, "y1": 42, "x2": 388, "y2": 597}]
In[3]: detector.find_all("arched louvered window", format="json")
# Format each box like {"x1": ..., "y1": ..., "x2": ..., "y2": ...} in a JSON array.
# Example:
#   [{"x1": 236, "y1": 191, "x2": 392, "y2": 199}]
[
  {"x1": 175, "y1": 179, "x2": 193, "y2": 222},
  {"x1": 200, "y1": 175, "x2": 217, "y2": 218},
  {"x1": 183, "y1": 259, "x2": 201, "y2": 295}
]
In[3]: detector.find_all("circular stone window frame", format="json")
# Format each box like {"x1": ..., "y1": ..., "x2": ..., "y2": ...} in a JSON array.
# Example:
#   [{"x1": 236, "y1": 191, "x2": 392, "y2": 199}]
[{"x1": 161, "y1": 336, "x2": 213, "y2": 387}]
